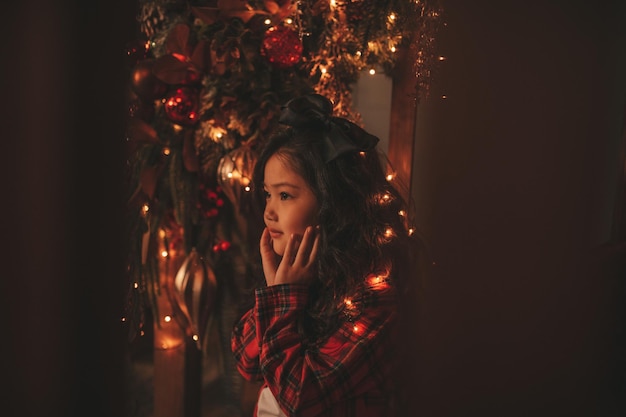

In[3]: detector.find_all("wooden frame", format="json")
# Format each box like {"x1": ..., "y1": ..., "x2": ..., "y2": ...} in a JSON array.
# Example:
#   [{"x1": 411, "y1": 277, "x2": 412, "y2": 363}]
[{"x1": 387, "y1": 44, "x2": 419, "y2": 205}]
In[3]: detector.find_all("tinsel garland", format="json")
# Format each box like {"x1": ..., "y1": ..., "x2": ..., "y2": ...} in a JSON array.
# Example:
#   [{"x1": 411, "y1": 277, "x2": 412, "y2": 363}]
[{"x1": 124, "y1": 0, "x2": 443, "y2": 339}]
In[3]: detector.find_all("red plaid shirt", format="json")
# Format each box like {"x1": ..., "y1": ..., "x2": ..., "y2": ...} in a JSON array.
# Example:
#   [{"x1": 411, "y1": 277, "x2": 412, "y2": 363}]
[{"x1": 231, "y1": 282, "x2": 398, "y2": 417}]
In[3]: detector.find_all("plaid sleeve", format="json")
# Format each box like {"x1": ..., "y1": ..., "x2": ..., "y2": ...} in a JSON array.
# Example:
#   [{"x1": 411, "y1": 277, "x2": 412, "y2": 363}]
[
  {"x1": 231, "y1": 302, "x2": 263, "y2": 381},
  {"x1": 256, "y1": 283, "x2": 397, "y2": 417}
]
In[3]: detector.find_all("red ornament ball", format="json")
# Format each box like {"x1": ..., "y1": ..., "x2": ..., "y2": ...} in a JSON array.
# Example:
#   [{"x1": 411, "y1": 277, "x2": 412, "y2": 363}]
[
  {"x1": 261, "y1": 26, "x2": 303, "y2": 69},
  {"x1": 163, "y1": 87, "x2": 199, "y2": 126}
]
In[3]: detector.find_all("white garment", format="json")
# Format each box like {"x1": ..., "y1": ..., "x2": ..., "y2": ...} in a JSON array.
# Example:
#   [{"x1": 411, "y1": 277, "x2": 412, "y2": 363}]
[{"x1": 257, "y1": 386, "x2": 287, "y2": 417}]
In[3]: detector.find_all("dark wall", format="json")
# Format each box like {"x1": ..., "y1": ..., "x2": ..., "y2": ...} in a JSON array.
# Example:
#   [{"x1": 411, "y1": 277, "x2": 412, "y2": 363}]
[
  {"x1": 2, "y1": 1, "x2": 135, "y2": 417},
  {"x1": 412, "y1": 1, "x2": 626, "y2": 416}
]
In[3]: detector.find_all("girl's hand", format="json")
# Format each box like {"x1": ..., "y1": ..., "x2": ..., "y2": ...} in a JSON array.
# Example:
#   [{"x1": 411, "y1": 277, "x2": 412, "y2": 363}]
[
  {"x1": 260, "y1": 227, "x2": 279, "y2": 286},
  {"x1": 260, "y1": 226, "x2": 319, "y2": 286}
]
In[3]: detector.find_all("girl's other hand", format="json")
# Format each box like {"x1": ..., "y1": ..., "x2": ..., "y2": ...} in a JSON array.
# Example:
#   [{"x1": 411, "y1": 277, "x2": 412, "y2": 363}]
[
  {"x1": 260, "y1": 227, "x2": 279, "y2": 286},
  {"x1": 260, "y1": 226, "x2": 319, "y2": 286}
]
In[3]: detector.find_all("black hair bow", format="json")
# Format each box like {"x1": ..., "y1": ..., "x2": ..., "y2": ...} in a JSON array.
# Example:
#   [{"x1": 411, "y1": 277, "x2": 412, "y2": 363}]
[{"x1": 279, "y1": 94, "x2": 380, "y2": 162}]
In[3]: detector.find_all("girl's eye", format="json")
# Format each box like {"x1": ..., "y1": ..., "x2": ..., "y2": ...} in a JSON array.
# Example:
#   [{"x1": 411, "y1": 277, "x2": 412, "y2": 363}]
[
  {"x1": 279, "y1": 192, "x2": 291, "y2": 200},
  {"x1": 263, "y1": 190, "x2": 270, "y2": 199}
]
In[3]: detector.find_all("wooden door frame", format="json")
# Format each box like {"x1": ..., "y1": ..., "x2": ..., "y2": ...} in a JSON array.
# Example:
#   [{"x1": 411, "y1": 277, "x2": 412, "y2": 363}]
[{"x1": 387, "y1": 45, "x2": 419, "y2": 206}]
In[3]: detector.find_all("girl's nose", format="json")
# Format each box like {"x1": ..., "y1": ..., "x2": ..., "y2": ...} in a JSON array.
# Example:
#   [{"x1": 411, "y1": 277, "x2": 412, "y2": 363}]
[{"x1": 264, "y1": 204, "x2": 276, "y2": 222}]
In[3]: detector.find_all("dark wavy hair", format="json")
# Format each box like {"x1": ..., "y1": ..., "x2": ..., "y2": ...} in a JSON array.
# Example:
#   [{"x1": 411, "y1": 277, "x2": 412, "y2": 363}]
[{"x1": 251, "y1": 96, "x2": 425, "y2": 344}]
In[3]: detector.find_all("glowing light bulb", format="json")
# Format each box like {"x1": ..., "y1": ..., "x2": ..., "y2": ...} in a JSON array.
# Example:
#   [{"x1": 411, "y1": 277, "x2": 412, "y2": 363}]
[
  {"x1": 141, "y1": 203, "x2": 150, "y2": 215},
  {"x1": 192, "y1": 334, "x2": 199, "y2": 341},
  {"x1": 163, "y1": 147, "x2": 171, "y2": 156},
  {"x1": 161, "y1": 250, "x2": 168, "y2": 258},
  {"x1": 438, "y1": 56, "x2": 446, "y2": 61},
  {"x1": 398, "y1": 210, "x2": 406, "y2": 217},
  {"x1": 390, "y1": 46, "x2": 396, "y2": 53},
  {"x1": 133, "y1": 282, "x2": 139, "y2": 289},
  {"x1": 164, "y1": 315, "x2": 172, "y2": 322},
  {"x1": 386, "y1": 173, "x2": 394, "y2": 181},
  {"x1": 264, "y1": 19, "x2": 271, "y2": 25},
  {"x1": 369, "y1": 68, "x2": 376, "y2": 75},
  {"x1": 286, "y1": 18, "x2": 293, "y2": 24},
  {"x1": 408, "y1": 228, "x2": 415, "y2": 236},
  {"x1": 227, "y1": 172, "x2": 233, "y2": 178},
  {"x1": 345, "y1": 298, "x2": 353, "y2": 307},
  {"x1": 244, "y1": 186, "x2": 251, "y2": 192}
]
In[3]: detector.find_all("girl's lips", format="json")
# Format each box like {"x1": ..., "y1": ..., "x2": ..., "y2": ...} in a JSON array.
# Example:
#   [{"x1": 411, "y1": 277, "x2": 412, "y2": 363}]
[{"x1": 268, "y1": 229, "x2": 282, "y2": 239}]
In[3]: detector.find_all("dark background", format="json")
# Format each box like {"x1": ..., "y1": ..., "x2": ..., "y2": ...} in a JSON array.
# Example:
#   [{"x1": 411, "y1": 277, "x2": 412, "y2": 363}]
[
  {"x1": 412, "y1": 1, "x2": 626, "y2": 416},
  {"x1": 2, "y1": 1, "x2": 625, "y2": 417}
]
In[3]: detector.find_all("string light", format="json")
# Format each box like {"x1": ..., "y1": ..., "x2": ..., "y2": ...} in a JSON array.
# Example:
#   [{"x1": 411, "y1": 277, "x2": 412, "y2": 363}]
[
  {"x1": 366, "y1": 270, "x2": 391, "y2": 289},
  {"x1": 161, "y1": 249, "x2": 168, "y2": 258},
  {"x1": 162, "y1": 146, "x2": 171, "y2": 156},
  {"x1": 369, "y1": 68, "x2": 376, "y2": 75},
  {"x1": 386, "y1": 173, "x2": 395, "y2": 181},
  {"x1": 141, "y1": 203, "x2": 150, "y2": 216},
  {"x1": 164, "y1": 315, "x2": 172, "y2": 322}
]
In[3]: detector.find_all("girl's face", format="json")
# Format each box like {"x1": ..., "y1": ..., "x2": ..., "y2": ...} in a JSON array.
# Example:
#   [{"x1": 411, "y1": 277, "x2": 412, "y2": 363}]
[{"x1": 263, "y1": 153, "x2": 319, "y2": 256}]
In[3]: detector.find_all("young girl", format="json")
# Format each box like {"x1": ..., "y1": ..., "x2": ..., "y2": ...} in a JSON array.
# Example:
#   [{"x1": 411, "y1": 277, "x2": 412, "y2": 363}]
[{"x1": 231, "y1": 93, "x2": 424, "y2": 417}]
